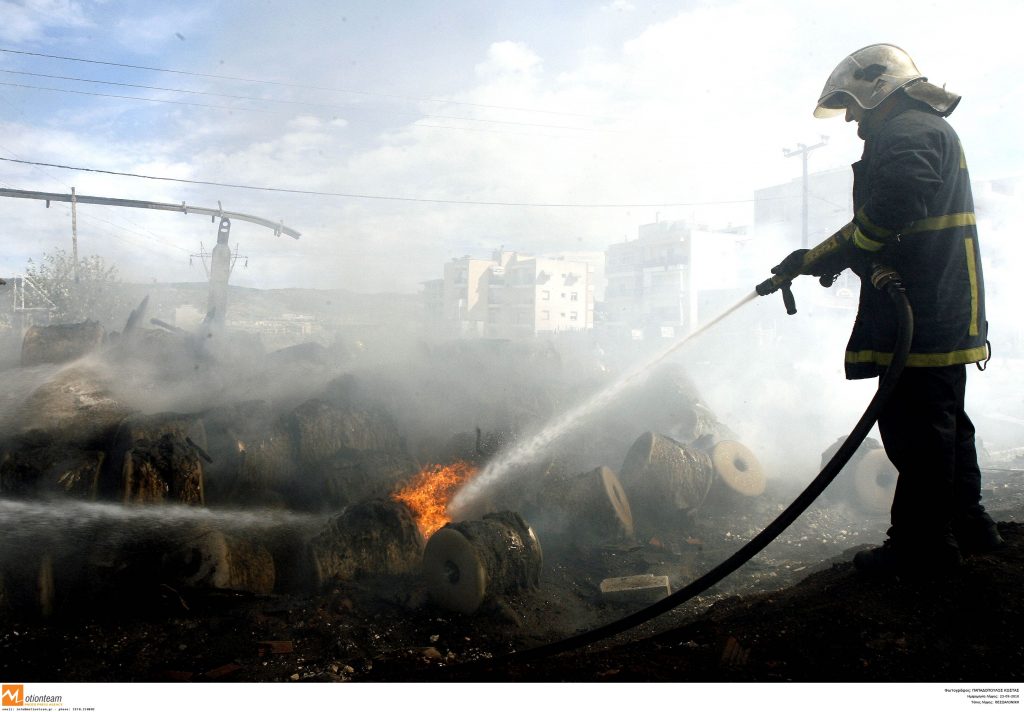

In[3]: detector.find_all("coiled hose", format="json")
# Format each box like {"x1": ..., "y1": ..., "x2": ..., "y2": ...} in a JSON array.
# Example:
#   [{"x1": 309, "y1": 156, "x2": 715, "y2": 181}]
[{"x1": 476, "y1": 270, "x2": 914, "y2": 668}]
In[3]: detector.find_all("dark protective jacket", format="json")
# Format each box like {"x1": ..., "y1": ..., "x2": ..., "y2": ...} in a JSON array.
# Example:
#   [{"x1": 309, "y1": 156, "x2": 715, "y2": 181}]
[{"x1": 842, "y1": 103, "x2": 988, "y2": 379}]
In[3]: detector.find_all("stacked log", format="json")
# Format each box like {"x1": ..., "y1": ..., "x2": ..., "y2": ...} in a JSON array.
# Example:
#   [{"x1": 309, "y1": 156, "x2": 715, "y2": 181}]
[
  {"x1": 422, "y1": 511, "x2": 542, "y2": 615},
  {"x1": 104, "y1": 413, "x2": 208, "y2": 505},
  {"x1": 307, "y1": 499, "x2": 423, "y2": 587},
  {"x1": 300, "y1": 449, "x2": 417, "y2": 512},
  {"x1": 13, "y1": 366, "x2": 134, "y2": 447},
  {"x1": 201, "y1": 401, "x2": 295, "y2": 507},
  {"x1": 852, "y1": 449, "x2": 897, "y2": 514},
  {"x1": 820, "y1": 436, "x2": 895, "y2": 514},
  {"x1": 0, "y1": 445, "x2": 103, "y2": 499},
  {"x1": 701, "y1": 440, "x2": 767, "y2": 509},
  {"x1": 620, "y1": 432, "x2": 715, "y2": 530},
  {"x1": 21, "y1": 321, "x2": 104, "y2": 367},
  {"x1": 161, "y1": 527, "x2": 275, "y2": 594},
  {"x1": 288, "y1": 398, "x2": 404, "y2": 468},
  {"x1": 532, "y1": 465, "x2": 634, "y2": 546}
]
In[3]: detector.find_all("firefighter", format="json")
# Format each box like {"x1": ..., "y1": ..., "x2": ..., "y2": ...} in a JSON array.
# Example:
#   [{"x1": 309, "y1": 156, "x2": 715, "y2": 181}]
[{"x1": 771, "y1": 43, "x2": 1001, "y2": 575}]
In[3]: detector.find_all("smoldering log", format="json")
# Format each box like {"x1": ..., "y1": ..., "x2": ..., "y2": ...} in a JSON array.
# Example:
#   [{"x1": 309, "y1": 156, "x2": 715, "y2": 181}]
[
  {"x1": 287, "y1": 398, "x2": 405, "y2": 468},
  {"x1": 307, "y1": 499, "x2": 424, "y2": 587},
  {"x1": 118, "y1": 435, "x2": 204, "y2": 505},
  {"x1": 161, "y1": 527, "x2": 276, "y2": 594},
  {"x1": 619, "y1": 432, "x2": 714, "y2": 532},
  {"x1": 201, "y1": 401, "x2": 296, "y2": 507},
  {"x1": 702, "y1": 440, "x2": 767, "y2": 506},
  {"x1": 819, "y1": 436, "x2": 895, "y2": 514},
  {"x1": 422, "y1": 511, "x2": 543, "y2": 615},
  {"x1": 851, "y1": 449, "x2": 897, "y2": 514},
  {"x1": 0, "y1": 444, "x2": 103, "y2": 499},
  {"x1": 532, "y1": 465, "x2": 634, "y2": 545},
  {"x1": 101, "y1": 413, "x2": 209, "y2": 505},
  {"x1": 13, "y1": 366, "x2": 134, "y2": 447},
  {"x1": 20, "y1": 321, "x2": 105, "y2": 367},
  {"x1": 291, "y1": 449, "x2": 418, "y2": 512}
]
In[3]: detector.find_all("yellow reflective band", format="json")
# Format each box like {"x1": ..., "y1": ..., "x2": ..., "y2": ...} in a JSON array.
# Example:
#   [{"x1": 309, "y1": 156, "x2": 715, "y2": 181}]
[
  {"x1": 902, "y1": 212, "x2": 977, "y2": 235},
  {"x1": 965, "y1": 237, "x2": 980, "y2": 336},
  {"x1": 959, "y1": 142, "x2": 967, "y2": 169},
  {"x1": 845, "y1": 345, "x2": 990, "y2": 368},
  {"x1": 852, "y1": 226, "x2": 885, "y2": 252},
  {"x1": 855, "y1": 207, "x2": 894, "y2": 239}
]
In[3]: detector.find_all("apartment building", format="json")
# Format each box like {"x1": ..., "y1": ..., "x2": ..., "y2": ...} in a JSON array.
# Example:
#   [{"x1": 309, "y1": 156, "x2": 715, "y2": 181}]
[
  {"x1": 604, "y1": 220, "x2": 745, "y2": 338},
  {"x1": 433, "y1": 250, "x2": 595, "y2": 338}
]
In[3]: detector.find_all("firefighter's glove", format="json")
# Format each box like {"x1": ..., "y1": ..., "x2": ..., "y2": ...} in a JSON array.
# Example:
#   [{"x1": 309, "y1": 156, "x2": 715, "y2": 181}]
[{"x1": 770, "y1": 249, "x2": 810, "y2": 279}]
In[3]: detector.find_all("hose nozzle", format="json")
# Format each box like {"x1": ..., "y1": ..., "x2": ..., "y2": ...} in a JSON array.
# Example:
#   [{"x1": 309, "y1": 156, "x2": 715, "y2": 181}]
[{"x1": 755, "y1": 274, "x2": 797, "y2": 314}]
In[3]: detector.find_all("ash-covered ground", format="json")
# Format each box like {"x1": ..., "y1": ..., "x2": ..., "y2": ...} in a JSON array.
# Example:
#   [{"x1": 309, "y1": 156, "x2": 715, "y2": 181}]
[{"x1": 1, "y1": 321, "x2": 1022, "y2": 683}]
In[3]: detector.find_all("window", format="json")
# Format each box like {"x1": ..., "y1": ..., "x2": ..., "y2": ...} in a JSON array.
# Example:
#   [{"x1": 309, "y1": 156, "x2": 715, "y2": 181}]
[
  {"x1": 570, "y1": 292, "x2": 578, "y2": 301},
  {"x1": 541, "y1": 310, "x2": 550, "y2": 320},
  {"x1": 570, "y1": 311, "x2": 578, "y2": 321},
  {"x1": 542, "y1": 290, "x2": 550, "y2": 300}
]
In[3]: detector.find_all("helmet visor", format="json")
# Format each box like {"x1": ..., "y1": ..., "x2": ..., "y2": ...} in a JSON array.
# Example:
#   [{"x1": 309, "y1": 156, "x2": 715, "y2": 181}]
[{"x1": 814, "y1": 91, "x2": 849, "y2": 118}]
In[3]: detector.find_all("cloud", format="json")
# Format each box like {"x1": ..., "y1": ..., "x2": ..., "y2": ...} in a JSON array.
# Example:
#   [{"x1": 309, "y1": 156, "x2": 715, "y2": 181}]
[
  {"x1": 602, "y1": 1, "x2": 636, "y2": 13},
  {"x1": 0, "y1": 0, "x2": 92, "y2": 43},
  {"x1": 4, "y1": 0, "x2": 1024, "y2": 295}
]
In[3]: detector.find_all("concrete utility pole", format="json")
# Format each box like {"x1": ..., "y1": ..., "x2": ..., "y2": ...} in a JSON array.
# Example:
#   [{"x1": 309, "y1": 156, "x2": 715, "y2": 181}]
[
  {"x1": 783, "y1": 137, "x2": 828, "y2": 248},
  {"x1": 71, "y1": 186, "x2": 79, "y2": 282},
  {"x1": 191, "y1": 218, "x2": 249, "y2": 331}
]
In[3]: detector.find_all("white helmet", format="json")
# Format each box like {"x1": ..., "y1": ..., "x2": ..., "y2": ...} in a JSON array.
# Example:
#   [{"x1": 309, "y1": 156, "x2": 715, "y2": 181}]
[{"x1": 814, "y1": 44, "x2": 924, "y2": 118}]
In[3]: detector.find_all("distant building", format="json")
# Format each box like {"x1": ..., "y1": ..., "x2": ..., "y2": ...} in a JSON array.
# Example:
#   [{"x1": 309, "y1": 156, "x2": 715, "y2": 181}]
[
  {"x1": 442, "y1": 255, "x2": 499, "y2": 336},
  {"x1": 430, "y1": 249, "x2": 596, "y2": 338},
  {"x1": 754, "y1": 167, "x2": 853, "y2": 250},
  {"x1": 604, "y1": 220, "x2": 747, "y2": 338},
  {"x1": 421, "y1": 278, "x2": 445, "y2": 327},
  {"x1": 487, "y1": 253, "x2": 594, "y2": 339}
]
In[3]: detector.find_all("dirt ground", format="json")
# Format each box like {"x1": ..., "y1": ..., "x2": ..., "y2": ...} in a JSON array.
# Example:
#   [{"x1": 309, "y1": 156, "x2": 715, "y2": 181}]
[{"x1": 2, "y1": 466, "x2": 1021, "y2": 684}]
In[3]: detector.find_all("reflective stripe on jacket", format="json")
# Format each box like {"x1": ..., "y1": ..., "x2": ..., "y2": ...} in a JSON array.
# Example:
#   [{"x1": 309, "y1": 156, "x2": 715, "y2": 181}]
[{"x1": 844, "y1": 105, "x2": 987, "y2": 379}]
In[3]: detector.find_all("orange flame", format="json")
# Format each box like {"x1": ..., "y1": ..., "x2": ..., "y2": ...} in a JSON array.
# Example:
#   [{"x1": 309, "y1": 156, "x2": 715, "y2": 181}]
[{"x1": 392, "y1": 461, "x2": 478, "y2": 539}]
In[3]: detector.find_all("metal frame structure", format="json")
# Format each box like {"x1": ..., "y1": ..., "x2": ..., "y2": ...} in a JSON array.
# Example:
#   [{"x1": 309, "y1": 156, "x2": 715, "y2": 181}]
[{"x1": 0, "y1": 188, "x2": 301, "y2": 239}]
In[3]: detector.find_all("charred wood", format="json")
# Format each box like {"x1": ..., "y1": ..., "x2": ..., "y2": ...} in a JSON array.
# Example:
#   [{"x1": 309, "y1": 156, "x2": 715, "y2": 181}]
[
  {"x1": 423, "y1": 511, "x2": 542, "y2": 615},
  {"x1": 20, "y1": 321, "x2": 104, "y2": 367},
  {"x1": 307, "y1": 499, "x2": 424, "y2": 587}
]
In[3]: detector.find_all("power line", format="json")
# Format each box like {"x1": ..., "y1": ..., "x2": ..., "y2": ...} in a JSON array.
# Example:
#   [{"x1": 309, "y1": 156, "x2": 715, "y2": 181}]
[
  {"x1": 0, "y1": 46, "x2": 609, "y2": 121},
  {"x1": 0, "y1": 100, "x2": 195, "y2": 258},
  {"x1": 0, "y1": 156, "x2": 760, "y2": 209},
  {"x1": 0, "y1": 80, "x2": 273, "y2": 114},
  {"x1": 0, "y1": 69, "x2": 614, "y2": 132}
]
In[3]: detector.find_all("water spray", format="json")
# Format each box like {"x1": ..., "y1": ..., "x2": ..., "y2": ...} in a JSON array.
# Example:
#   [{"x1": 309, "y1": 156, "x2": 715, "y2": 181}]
[
  {"x1": 450, "y1": 290, "x2": 759, "y2": 514},
  {"x1": 450, "y1": 262, "x2": 913, "y2": 670}
]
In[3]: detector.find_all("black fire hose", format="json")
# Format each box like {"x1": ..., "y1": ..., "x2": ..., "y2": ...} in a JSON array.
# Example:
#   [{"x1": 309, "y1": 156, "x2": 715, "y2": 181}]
[{"x1": 467, "y1": 267, "x2": 914, "y2": 670}]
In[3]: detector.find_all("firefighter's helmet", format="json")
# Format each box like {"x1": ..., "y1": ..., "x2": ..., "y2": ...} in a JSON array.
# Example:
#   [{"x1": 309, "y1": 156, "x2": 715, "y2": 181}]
[{"x1": 814, "y1": 44, "x2": 924, "y2": 118}]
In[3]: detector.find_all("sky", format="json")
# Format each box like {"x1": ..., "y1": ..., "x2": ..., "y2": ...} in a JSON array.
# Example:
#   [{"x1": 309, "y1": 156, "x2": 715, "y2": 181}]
[{"x1": 0, "y1": 0, "x2": 1022, "y2": 293}]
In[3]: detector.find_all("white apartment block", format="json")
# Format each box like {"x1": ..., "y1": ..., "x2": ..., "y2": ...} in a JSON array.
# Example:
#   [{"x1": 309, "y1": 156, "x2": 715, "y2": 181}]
[
  {"x1": 436, "y1": 250, "x2": 595, "y2": 338},
  {"x1": 605, "y1": 220, "x2": 744, "y2": 337}
]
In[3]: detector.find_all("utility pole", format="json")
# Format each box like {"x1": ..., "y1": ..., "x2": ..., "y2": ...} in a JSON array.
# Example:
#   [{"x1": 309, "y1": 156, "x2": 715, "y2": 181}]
[
  {"x1": 191, "y1": 218, "x2": 248, "y2": 331},
  {"x1": 71, "y1": 186, "x2": 79, "y2": 282},
  {"x1": 783, "y1": 136, "x2": 828, "y2": 248}
]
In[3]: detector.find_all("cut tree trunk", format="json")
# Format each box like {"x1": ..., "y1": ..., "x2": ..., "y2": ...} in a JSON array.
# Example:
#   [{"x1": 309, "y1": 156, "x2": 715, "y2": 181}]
[
  {"x1": 161, "y1": 527, "x2": 276, "y2": 594},
  {"x1": 307, "y1": 499, "x2": 424, "y2": 587},
  {"x1": 533, "y1": 465, "x2": 634, "y2": 545},
  {"x1": 422, "y1": 511, "x2": 543, "y2": 614},
  {"x1": 103, "y1": 413, "x2": 208, "y2": 505},
  {"x1": 288, "y1": 398, "x2": 404, "y2": 468},
  {"x1": 21, "y1": 321, "x2": 104, "y2": 367},
  {"x1": 619, "y1": 431, "x2": 714, "y2": 536}
]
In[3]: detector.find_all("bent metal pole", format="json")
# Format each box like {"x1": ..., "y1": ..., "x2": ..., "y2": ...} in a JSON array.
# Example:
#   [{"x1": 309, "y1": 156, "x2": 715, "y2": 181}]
[{"x1": 0, "y1": 187, "x2": 301, "y2": 239}]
